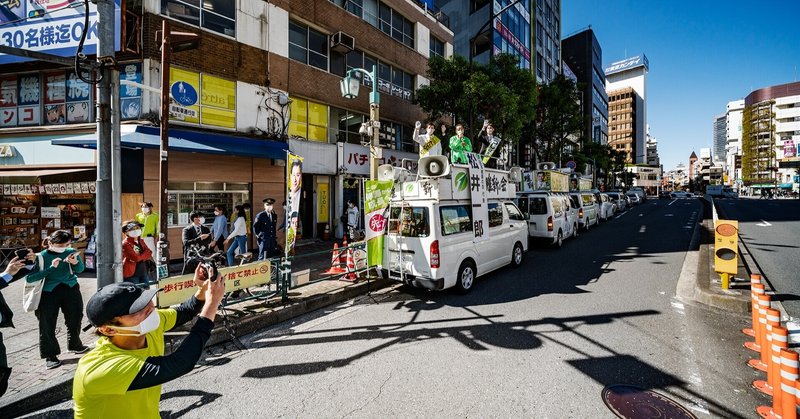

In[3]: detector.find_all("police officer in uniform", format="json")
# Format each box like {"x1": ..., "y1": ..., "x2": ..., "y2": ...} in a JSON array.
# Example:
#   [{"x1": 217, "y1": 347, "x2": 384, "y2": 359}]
[{"x1": 253, "y1": 198, "x2": 278, "y2": 260}]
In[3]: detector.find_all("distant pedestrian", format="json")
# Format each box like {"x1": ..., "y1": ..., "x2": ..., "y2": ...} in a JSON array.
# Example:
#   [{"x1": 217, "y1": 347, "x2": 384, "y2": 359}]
[
  {"x1": 448, "y1": 124, "x2": 472, "y2": 164},
  {"x1": 0, "y1": 254, "x2": 34, "y2": 396},
  {"x1": 122, "y1": 221, "x2": 152, "y2": 288},
  {"x1": 209, "y1": 205, "x2": 228, "y2": 254},
  {"x1": 181, "y1": 212, "x2": 211, "y2": 274},
  {"x1": 135, "y1": 202, "x2": 159, "y2": 262},
  {"x1": 72, "y1": 266, "x2": 226, "y2": 418},
  {"x1": 346, "y1": 199, "x2": 360, "y2": 242},
  {"x1": 225, "y1": 206, "x2": 248, "y2": 266},
  {"x1": 253, "y1": 198, "x2": 278, "y2": 260},
  {"x1": 26, "y1": 230, "x2": 89, "y2": 369}
]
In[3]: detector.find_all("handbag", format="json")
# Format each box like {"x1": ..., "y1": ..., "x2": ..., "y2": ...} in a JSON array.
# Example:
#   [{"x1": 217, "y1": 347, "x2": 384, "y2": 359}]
[{"x1": 22, "y1": 254, "x2": 46, "y2": 313}]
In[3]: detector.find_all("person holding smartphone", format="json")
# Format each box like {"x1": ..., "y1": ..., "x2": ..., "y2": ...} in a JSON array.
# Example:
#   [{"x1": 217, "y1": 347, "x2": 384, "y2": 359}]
[
  {"x1": 73, "y1": 265, "x2": 226, "y2": 417},
  {"x1": 25, "y1": 230, "x2": 88, "y2": 369},
  {"x1": 0, "y1": 254, "x2": 34, "y2": 396}
]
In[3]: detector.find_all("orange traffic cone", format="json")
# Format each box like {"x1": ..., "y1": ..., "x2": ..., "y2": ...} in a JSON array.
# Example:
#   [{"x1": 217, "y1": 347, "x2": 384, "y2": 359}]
[
  {"x1": 751, "y1": 308, "x2": 782, "y2": 373},
  {"x1": 341, "y1": 247, "x2": 358, "y2": 282},
  {"x1": 746, "y1": 294, "x2": 771, "y2": 353},
  {"x1": 743, "y1": 276, "x2": 764, "y2": 337},
  {"x1": 753, "y1": 320, "x2": 787, "y2": 397},
  {"x1": 323, "y1": 243, "x2": 346, "y2": 275},
  {"x1": 757, "y1": 349, "x2": 798, "y2": 419}
]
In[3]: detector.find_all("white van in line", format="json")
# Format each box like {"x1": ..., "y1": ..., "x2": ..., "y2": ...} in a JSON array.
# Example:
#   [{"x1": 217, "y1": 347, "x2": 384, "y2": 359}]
[
  {"x1": 379, "y1": 156, "x2": 529, "y2": 293},
  {"x1": 516, "y1": 191, "x2": 577, "y2": 247},
  {"x1": 569, "y1": 192, "x2": 599, "y2": 230}
]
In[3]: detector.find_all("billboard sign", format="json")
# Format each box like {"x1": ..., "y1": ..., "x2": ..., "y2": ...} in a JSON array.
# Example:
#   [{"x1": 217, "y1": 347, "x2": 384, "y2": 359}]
[
  {"x1": 604, "y1": 54, "x2": 649, "y2": 76},
  {"x1": 0, "y1": 0, "x2": 121, "y2": 64}
]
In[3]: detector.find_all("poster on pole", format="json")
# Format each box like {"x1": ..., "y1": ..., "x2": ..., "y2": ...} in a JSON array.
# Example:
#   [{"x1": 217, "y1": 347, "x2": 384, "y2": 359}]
[
  {"x1": 364, "y1": 180, "x2": 394, "y2": 266},
  {"x1": 286, "y1": 152, "x2": 304, "y2": 256},
  {"x1": 466, "y1": 152, "x2": 489, "y2": 243}
]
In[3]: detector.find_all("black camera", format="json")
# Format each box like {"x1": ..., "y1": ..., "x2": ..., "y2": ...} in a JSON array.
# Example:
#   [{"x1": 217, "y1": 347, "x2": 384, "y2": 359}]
[
  {"x1": 14, "y1": 248, "x2": 30, "y2": 259},
  {"x1": 186, "y1": 245, "x2": 224, "y2": 281}
]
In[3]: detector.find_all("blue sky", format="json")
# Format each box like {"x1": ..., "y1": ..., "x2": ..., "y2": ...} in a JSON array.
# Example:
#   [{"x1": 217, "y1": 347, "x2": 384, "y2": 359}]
[{"x1": 562, "y1": 0, "x2": 800, "y2": 170}]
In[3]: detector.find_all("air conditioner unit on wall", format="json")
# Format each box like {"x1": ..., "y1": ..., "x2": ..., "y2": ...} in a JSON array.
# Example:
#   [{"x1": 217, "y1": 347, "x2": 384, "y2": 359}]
[{"x1": 330, "y1": 31, "x2": 355, "y2": 54}]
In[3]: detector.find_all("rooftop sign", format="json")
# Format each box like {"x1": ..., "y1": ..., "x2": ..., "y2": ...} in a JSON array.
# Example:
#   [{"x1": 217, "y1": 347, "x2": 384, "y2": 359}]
[{"x1": 604, "y1": 54, "x2": 649, "y2": 76}]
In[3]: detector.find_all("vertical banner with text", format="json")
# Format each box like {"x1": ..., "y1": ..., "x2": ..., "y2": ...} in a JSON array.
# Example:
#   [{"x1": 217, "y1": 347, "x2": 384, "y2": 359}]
[
  {"x1": 286, "y1": 152, "x2": 304, "y2": 256},
  {"x1": 467, "y1": 152, "x2": 489, "y2": 243},
  {"x1": 364, "y1": 180, "x2": 394, "y2": 266}
]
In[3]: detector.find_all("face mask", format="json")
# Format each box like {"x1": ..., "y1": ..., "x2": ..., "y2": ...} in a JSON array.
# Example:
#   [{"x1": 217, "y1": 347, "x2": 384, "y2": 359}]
[
  {"x1": 214, "y1": 211, "x2": 221, "y2": 216},
  {"x1": 49, "y1": 246, "x2": 68, "y2": 254},
  {"x1": 142, "y1": 207, "x2": 150, "y2": 214},
  {"x1": 109, "y1": 310, "x2": 160, "y2": 336},
  {"x1": 127, "y1": 230, "x2": 142, "y2": 238},
  {"x1": 266, "y1": 205, "x2": 273, "y2": 211},
  {"x1": 198, "y1": 217, "x2": 206, "y2": 224}
]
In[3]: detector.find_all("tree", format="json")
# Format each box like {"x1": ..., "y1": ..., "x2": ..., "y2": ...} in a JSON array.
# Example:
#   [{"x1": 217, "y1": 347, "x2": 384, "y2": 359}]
[
  {"x1": 525, "y1": 74, "x2": 583, "y2": 164},
  {"x1": 413, "y1": 54, "x2": 536, "y2": 144}
]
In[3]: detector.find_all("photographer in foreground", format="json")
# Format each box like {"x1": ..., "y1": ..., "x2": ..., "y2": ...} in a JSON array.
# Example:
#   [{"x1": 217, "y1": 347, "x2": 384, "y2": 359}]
[{"x1": 72, "y1": 264, "x2": 226, "y2": 418}]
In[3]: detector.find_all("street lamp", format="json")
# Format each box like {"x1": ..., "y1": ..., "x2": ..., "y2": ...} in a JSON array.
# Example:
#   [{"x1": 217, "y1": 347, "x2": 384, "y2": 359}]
[{"x1": 340, "y1": 65, "x2": 381, "y2": 180}]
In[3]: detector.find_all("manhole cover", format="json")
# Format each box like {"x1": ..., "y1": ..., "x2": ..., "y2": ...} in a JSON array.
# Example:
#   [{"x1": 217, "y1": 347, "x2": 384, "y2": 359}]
[{"x1": 601, "y1": 385, "x2": 697, "y2": 419}]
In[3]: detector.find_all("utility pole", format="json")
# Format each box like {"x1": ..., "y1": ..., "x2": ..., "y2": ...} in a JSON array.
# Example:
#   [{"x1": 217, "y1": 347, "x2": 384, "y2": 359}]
[
  {"x1": 95, "y1": 0, "x2": 117, "y2": 288},
  {"x1": 157, "y1": 20, "x2": 172, "y2": 279}
]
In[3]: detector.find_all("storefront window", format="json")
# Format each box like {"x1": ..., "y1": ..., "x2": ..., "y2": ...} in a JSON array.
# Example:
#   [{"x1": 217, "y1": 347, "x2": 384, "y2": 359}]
[
  {"x1": 166, "y1": 182, "x2": 249, "y2": 227},
  {"x1": 289, "y1": 97, "x2": 328, "y2": 142}
]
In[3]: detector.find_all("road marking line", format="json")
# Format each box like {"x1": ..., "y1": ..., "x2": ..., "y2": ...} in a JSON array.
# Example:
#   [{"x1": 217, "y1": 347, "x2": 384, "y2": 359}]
[
  {"x1": 664, "y1": 213, "x2": 673, "y2": 216},
  {"x1": 756, "y1": 220, "x2": 772, "y2": 227},
  {"x1": 671, "y1": 301, "x2": 685, "y2": 310},
  {"x1": 668, "y1": 199, "x2": 677, "y2": 206},
  {"x1": 639, "y1": 226, "x2": 646, "y2": 233}
]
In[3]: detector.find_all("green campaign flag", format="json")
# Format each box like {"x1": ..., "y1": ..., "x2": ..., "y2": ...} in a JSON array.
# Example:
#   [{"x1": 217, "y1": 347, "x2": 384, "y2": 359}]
[{"x1": 364, "y1": 180, "x2": 394, "y2": 266}]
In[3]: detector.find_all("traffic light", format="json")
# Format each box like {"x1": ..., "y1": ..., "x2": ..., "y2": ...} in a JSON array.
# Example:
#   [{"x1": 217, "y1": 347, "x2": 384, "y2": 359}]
[{"x1": 714, "y1": 219, "x2": 739, "y2": 289}]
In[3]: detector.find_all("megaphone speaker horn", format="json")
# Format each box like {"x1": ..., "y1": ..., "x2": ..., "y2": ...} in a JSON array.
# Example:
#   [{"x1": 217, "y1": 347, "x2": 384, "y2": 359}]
[
  {"x1": 377, "y1": 164, "x2": 396, "y2": 181},
  {"x1": 418, "y1": 155, "x2": 450, "y2": 178}
]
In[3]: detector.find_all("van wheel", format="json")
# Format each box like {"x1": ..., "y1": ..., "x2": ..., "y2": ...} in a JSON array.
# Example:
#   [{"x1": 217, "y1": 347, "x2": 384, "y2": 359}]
[
  {"x1": 511, "y1": 242, "x2": 523, "y2": 267},
  {"x1": 455, "y1": 260, "x2": 476, "y2": 294},
  {"x1": 573, "y1": 223, "x2": 579, "y2": 238},
  {"x1": 554, "y1": 230, "x2": 563, "y2": 248}
]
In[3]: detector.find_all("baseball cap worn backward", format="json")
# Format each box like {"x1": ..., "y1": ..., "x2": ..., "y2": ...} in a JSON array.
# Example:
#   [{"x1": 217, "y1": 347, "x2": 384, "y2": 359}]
[{"x1": 86, "y1": 282, "x2": 158, "y2": 327}]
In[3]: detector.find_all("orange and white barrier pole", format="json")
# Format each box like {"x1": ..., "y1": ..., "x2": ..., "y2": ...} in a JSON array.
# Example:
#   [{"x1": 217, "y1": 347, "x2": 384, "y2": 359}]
[
  {"x1": 743, "y1": 279, "x2": 765, "y2": 337},
  {"x1": 751, "y1": 309, "x2": 783, "y2": 374},
  {"x1": 754, "y1": 325, "x2": 788, "y2": 396},
  {"x1": 747, "y1": 294, "x2": 771, "y2": 353},
  {"x1": 780, "y1": 349, "x2": 798, "y2": 419}
]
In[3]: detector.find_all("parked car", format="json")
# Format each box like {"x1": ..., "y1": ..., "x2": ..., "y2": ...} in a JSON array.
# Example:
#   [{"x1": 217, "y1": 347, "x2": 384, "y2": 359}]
[
  {"x1": 670, "y1": 191, "x2": 691, "y2": 199},
  {"x1": 597, "y1": 193, "x2": 616, "y2": 221},
  {"x1": 516, "y1": 191, "x2": 577, "y2": 247},
  {"x1": 628, "y1": 187, "x2": 647, "y2": 202},
  {"x1": 606, "y1": 192, "x2": 628, "y2": 212},
  {"x1": 569, "y1": 192, "x2": 599, "y2": 231},
  {"x1": 659, "y1": 191, "x2": 671, "y2": 199}
]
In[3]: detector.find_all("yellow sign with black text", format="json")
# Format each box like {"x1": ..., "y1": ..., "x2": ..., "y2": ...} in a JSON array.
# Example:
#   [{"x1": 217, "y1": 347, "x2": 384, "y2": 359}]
[{"x1": 156, "y1": 261, "x2": 270, "y2": 308}]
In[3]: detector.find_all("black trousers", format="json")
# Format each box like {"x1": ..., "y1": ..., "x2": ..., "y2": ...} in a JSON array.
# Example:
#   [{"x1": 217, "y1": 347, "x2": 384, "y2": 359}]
[
  {"x1": 34, "y1": 283, "x2": 84, "y2": 359},
  {"x1": 0, "y1": 331, "x2": 6, "y2": 369}
]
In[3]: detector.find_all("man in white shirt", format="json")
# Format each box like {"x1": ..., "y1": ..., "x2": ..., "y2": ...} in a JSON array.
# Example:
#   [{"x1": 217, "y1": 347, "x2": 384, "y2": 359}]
[{"x1": 413, "y1": 121, "x2": 442, "y2": 158}]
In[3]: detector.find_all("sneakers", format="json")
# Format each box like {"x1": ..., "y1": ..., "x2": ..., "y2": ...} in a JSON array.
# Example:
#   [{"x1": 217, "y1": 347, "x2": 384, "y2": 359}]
[
  {"x1": 45, "y1": 357, "x2": 62, "y2": 369},
  {"x1": 70, "y1": 345, "x2": 90, "y2": 354}
]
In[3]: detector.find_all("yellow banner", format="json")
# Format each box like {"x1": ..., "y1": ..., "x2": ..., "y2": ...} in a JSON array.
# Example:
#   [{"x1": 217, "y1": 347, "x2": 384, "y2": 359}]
[
  {"x1": 317, "y1": 182, "x2": 329, "y2": 223},
  {"x1": 156, "y1": 261, "x2": 271, "y2": 308}
]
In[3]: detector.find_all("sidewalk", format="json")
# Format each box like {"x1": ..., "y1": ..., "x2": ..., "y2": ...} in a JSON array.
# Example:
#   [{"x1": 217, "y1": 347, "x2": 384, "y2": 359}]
[{"x1": 0, "y1": 238, "x2": 389, "y2": 417}]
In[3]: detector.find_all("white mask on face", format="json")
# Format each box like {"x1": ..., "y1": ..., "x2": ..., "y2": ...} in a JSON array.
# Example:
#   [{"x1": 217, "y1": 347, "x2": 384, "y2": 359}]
[
  {"x1": 127, "y1": 230, "x2": 142, "y2": 238},
  {"x1": 214, "y1": 210, "x2": 221, "y2": 216},
  {"x1": 49, "y1": 246, "x2": 68, "y2": 253},
  {"x1": 198, "y1": 217, "x2": 206, "y2": 224},
  {"x1": 109, "y1": 310, "x2": 160, "y2": 336},
  {"x1": 142, "y1": 207, "x2": 150, "y2": 214}
]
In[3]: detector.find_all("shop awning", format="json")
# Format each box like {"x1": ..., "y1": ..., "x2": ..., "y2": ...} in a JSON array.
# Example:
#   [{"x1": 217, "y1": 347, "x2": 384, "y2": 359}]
[
  {"x1": 0, "y1": 167, "x2": 94, "y2": 177},
  {"x1": 51, "y1": 125, "x2": 287, "y2": 160},
  {"x1": 779, "y1": 183, "x2": 794, "y2": 189}
]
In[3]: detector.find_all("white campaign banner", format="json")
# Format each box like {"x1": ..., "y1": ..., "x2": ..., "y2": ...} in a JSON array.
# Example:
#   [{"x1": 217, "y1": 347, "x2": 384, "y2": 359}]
[{"x1": 466, "y1": 152, "x2": 489, "y2": 243}]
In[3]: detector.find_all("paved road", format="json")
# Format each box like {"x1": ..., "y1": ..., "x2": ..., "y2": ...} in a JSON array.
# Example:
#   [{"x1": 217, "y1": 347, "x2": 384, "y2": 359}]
[
  {"x1": 27, "y1": 199, "x2": 765, "y2": 418},
  {"x1": 715, "y1": 198, "x2": 800, "y2": 318}
]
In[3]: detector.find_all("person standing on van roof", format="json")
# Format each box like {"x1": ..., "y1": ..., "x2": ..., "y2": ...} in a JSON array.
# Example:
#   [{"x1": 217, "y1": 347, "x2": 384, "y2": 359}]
[
  {"x1": 413, "y1": 121, "x2": 442, "y2": 158},
  {"x1": 448, "y1": 124, "x2": 472, "y2": 165},
  {"x1": 476, "y1": 120, "x2": 502, "y2": 169}
]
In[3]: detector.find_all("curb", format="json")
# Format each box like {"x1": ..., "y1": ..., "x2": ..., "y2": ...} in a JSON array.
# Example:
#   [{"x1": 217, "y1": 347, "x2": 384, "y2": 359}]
[
  {"x1": 0, "y1": 277, "x2": 394, "y2": 418},
  {"x1": 676, "y1": 197, "x2": 750, "y2": 313}
]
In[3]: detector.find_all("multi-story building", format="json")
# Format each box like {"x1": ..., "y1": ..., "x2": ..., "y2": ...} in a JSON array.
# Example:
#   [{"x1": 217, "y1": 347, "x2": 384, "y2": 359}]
[
  {"x1": 0, "y1": 0, "x2": 452, "y2": 253},
  {"x1": 605, "y1": 54, "x2": 648, "y2": 164},
  {"x1": 439, "y1": 0, "x2": 532, "y2": 70},
  {"x1": 725, "y1": 99, "x2": 745, "y2": 187},
  {"x1": 533, "y1": 0, "x2": 562, "y2": 84},
  {"x1": 688, "y1": 151, "x2": 698, "y2": 180},
  {"x1": 561, "y1": 28, "x2": 608, "y2": 145},
  {"x1": 742, "y1": 81, "x2": 800, "y2": 194},
  {"x1": 607, "y1": 87, "x2": 640, "y2": 163},
  {"x1": 665, "y1": 163, "x2": 688, "y2": 190},
  {"x1": 646, "y1": 134, "x2": 660, "y2": 167},
  {"x1": 713, "y1": 114, "x2": 726, "y2": 164}
]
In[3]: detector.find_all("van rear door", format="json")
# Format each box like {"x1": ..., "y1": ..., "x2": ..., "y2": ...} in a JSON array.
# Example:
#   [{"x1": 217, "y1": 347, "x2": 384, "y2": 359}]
[{"x1": 385, "y1": 205, "x2": 433, "y2": 279}]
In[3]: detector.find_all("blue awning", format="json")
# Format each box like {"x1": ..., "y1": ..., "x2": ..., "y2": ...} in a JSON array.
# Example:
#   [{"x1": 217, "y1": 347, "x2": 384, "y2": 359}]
[
  {"x1": 51, "y1": 125, "x2": 287, "y2": 160},
  {"x1": 779, "y1": 183, "x2": 793, "y2": 189}
]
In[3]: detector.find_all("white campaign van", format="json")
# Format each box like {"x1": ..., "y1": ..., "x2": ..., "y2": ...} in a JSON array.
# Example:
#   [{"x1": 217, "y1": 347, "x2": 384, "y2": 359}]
[
  {"x1": 379, "y1": 154, "x2": 529, "y2": 293},
  {"x1": 517, "y1": 169, "x2": 577, "y2": 247}
]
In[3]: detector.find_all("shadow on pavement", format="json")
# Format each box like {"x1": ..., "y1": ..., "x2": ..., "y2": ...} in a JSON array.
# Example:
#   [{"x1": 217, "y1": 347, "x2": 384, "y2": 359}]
[{"x1": 159, "y1": 389, "x2": 223, "y2": 419}]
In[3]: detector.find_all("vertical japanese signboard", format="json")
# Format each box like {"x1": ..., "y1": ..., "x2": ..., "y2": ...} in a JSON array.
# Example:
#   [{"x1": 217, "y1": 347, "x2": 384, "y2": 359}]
[
  {"x1": 466, "y1": 152, "x2": 489, "y2": 243},
  {"x1": 286, "y1": 152, "x2": 304, "y2": 256},
  {"x1": 120, "y1": 62, "x2": 143, "y2": 120},
  {"x1": 66, "y1": 70, "x2": 91, "y2": 123},
  {"x1": 364, "y1": 180, "x2": 393, "y2": 266}
]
